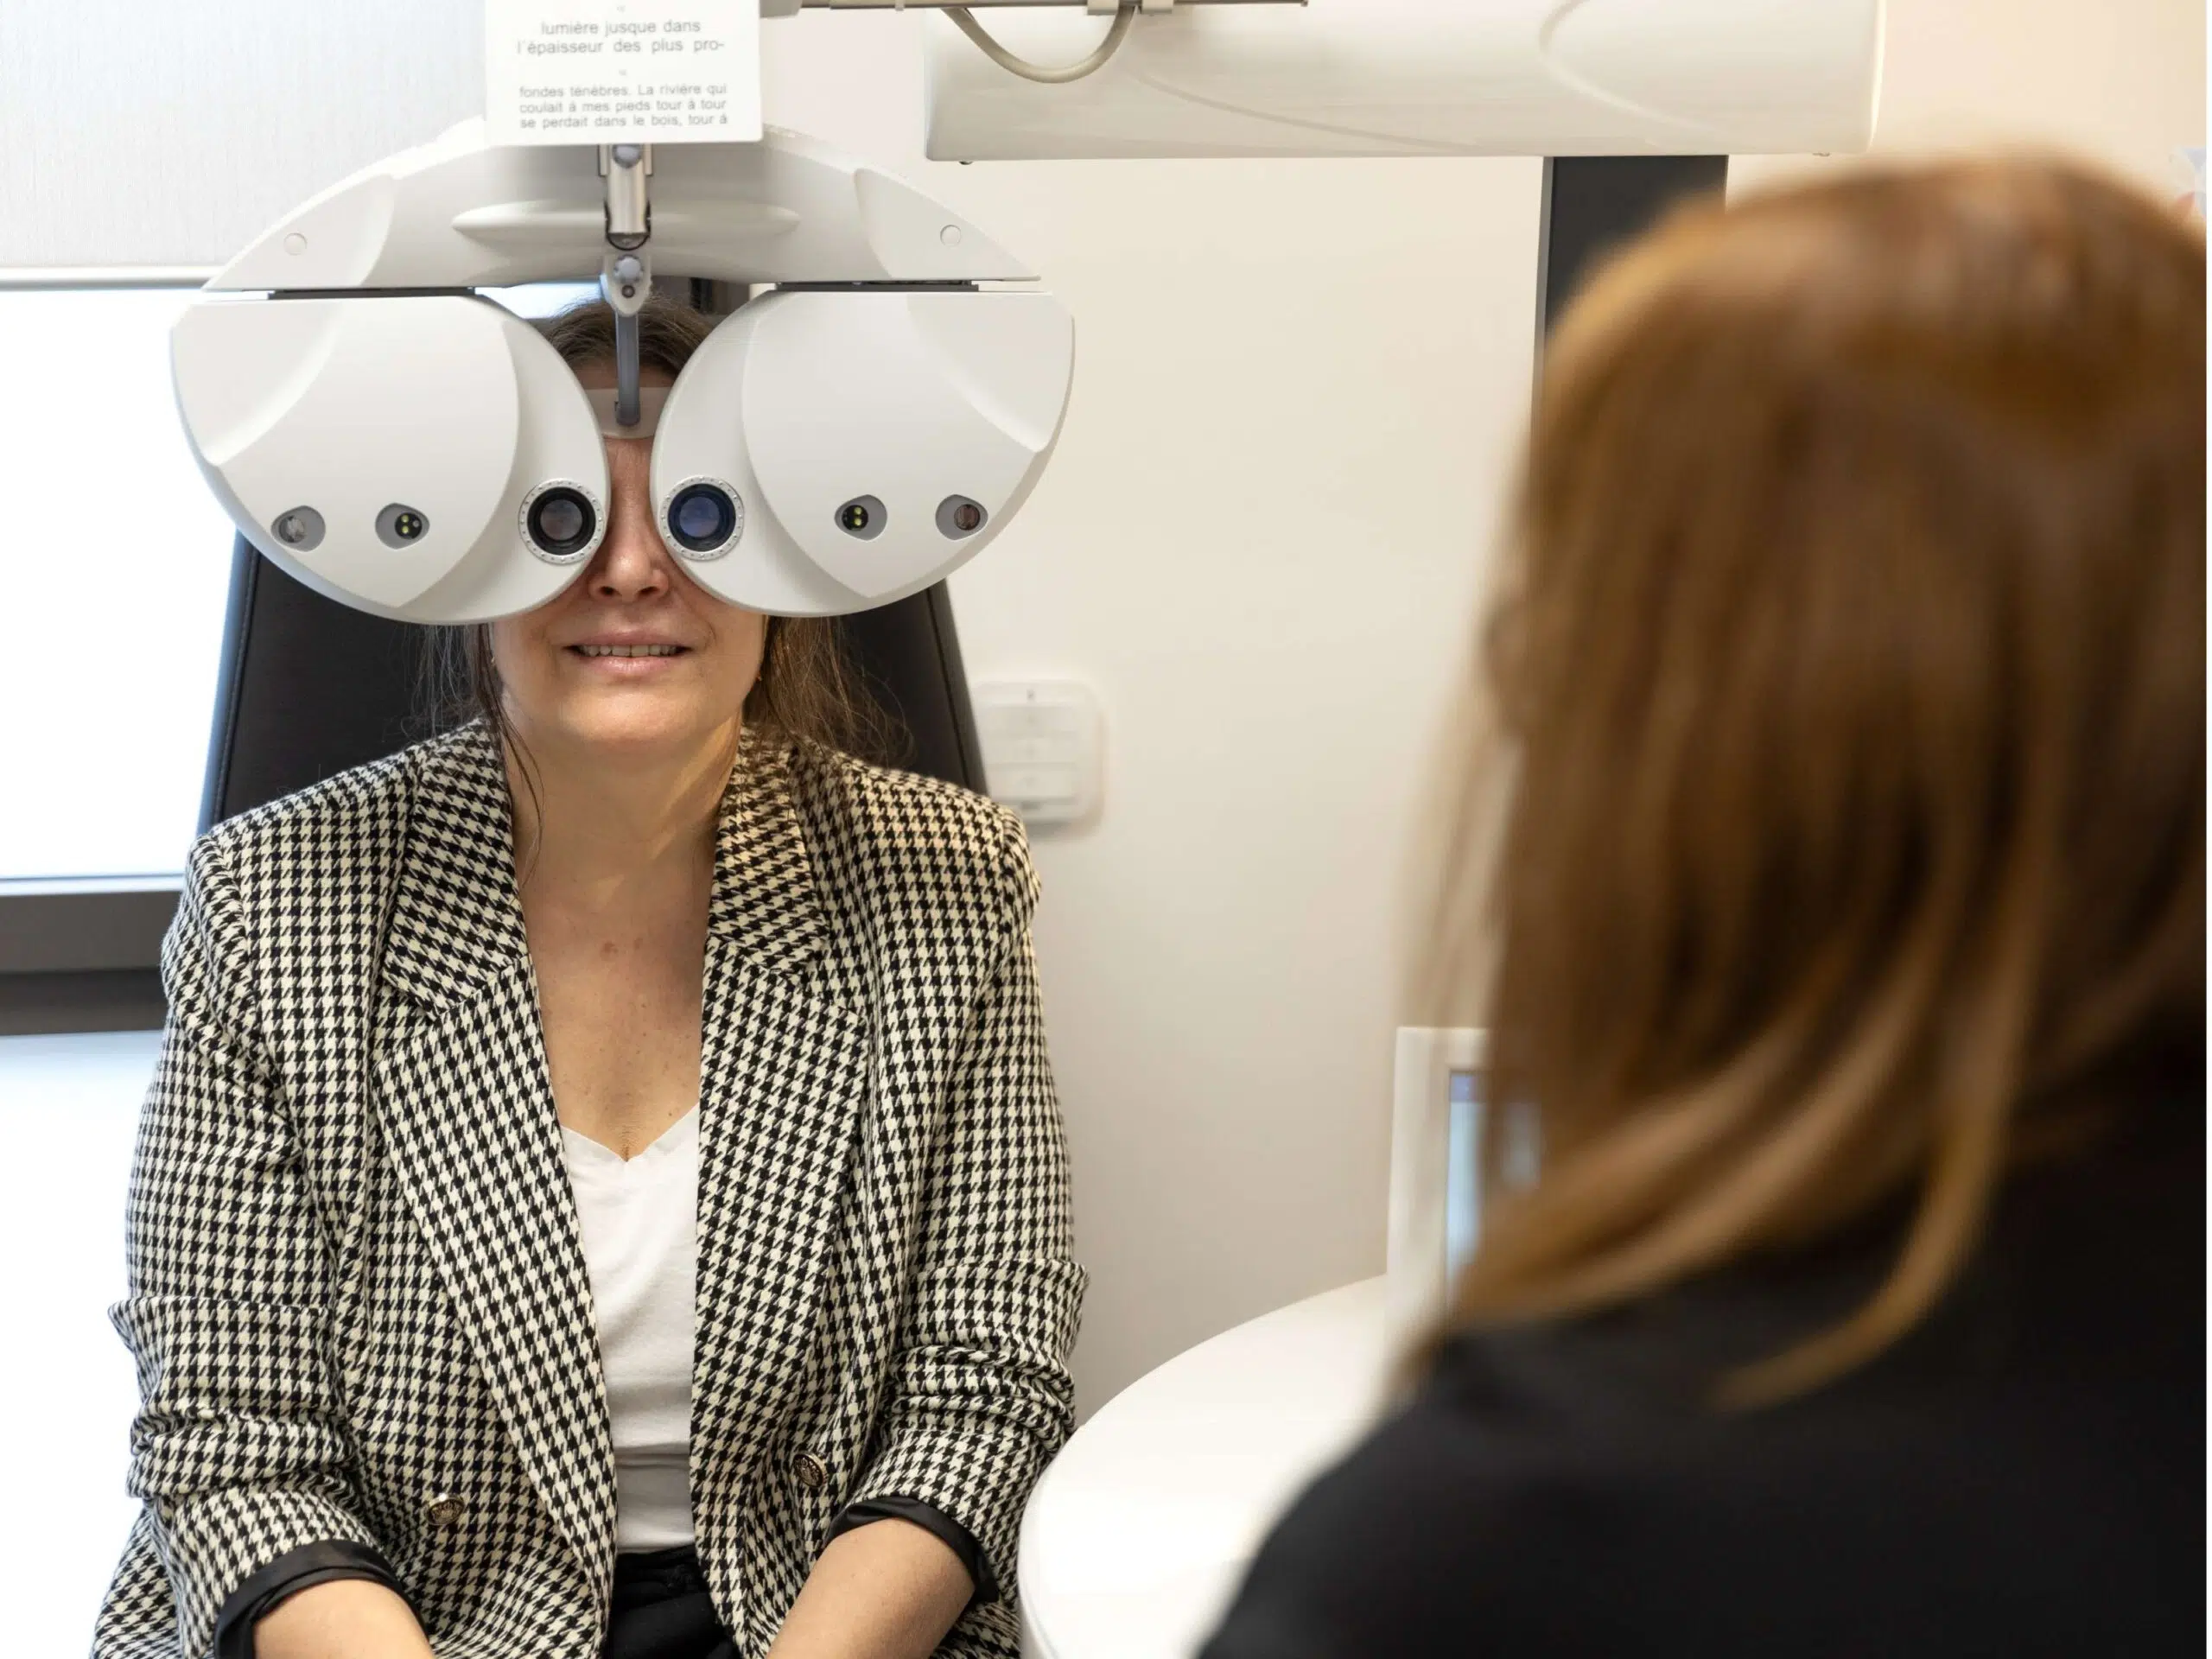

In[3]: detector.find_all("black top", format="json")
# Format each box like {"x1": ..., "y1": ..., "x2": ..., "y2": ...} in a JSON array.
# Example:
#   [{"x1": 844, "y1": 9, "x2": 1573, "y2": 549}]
[{"x1": 1203, "y1": 1098, "x2": 2205, "y2": 1659}]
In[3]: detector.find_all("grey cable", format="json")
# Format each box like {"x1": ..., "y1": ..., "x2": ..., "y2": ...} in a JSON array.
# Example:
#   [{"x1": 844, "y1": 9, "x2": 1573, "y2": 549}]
[{"x1": 944, "y1": 2, "x2": 1137, "y2": 83}]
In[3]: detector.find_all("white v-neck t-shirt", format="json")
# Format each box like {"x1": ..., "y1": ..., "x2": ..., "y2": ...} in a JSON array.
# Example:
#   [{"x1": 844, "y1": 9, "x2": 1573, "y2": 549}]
[{"x1": 560, "y1": 1105, "x2": 701, "y2": 1552}]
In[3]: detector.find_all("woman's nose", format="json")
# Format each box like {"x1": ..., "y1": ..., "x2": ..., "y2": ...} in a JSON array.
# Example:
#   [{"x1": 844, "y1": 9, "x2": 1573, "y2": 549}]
[{"x1": 587, "y1": 438, "x2": 672, "y2": 599}]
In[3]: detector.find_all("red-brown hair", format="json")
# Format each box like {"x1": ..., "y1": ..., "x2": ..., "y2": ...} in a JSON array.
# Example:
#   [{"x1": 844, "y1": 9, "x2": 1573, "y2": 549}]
[{"x1": 1427, "y1": 156, "x2": 2205, "y2": 1402}]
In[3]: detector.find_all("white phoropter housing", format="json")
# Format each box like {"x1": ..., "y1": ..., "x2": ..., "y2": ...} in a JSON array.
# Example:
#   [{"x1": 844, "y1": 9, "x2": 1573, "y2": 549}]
[{"x1": 172, "y1": 123, "x2": 1077, "y2": 622}]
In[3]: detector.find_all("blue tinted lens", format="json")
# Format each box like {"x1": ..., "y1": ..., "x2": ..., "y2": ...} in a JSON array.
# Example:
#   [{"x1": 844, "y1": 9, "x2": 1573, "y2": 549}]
[{"x1": 676, "y1": 493, "x2": 725, "y2": 542}]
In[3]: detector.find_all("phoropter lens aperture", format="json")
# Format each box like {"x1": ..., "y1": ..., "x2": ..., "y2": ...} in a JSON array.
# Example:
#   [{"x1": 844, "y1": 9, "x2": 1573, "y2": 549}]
[
  {"x1": 526, "y1": 486, "x2": 597, "y2": 559},
  {"x1": 668, "y1": 483, "x2": 739, "y2": 554}
]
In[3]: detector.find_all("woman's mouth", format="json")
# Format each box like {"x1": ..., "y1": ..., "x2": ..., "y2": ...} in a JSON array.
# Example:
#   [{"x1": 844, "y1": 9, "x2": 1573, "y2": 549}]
[{"x1": 570, "y1": 644, "x2": 687, "y2": 658}]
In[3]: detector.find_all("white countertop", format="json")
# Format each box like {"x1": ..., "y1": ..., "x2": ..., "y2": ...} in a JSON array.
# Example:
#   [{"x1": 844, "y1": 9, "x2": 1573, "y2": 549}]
[{"x1": 1020, "y1": 1276, "x2": 1393, "y2": 1659}]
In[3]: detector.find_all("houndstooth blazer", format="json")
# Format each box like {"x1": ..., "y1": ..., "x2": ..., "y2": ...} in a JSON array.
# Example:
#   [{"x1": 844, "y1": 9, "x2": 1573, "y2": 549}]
[{"x1": 93, "y1": 721, "x2": 1084, "y2": 1659}]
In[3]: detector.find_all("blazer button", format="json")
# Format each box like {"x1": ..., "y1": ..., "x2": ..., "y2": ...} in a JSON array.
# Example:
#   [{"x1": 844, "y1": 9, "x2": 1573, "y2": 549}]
[
  {"x1": 425, "y1": 1493, "x2": 466, "y2": 1531},
  {"x1": 792, "y1": 1452, "x2": 830, "y2": 1492}
]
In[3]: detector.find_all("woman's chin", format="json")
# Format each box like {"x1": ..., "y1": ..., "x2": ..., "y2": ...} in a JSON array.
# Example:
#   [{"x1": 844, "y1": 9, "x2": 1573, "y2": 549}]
[{"x1": 531, "y1": 696, "x2": 735, "y2": 764}]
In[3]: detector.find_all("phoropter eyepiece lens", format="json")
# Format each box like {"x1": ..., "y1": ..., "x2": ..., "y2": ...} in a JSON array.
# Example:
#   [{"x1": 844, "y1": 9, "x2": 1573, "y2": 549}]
[
  {"x1": 666, "y1": 483, "x2": 740, "y2": 555},
  {"x1": 536, "y1": 496, "x2": 585, "y2": 546},
  {"x1": 525, "y1": 486, "x2": 597, "y2": 559}
]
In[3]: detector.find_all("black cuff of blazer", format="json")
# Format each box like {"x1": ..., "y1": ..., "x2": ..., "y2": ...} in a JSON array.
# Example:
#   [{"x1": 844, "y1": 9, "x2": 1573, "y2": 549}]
[
  {"x1": 213, "y1": 1540, "x2": 406, "y2": 1659},
  {"x1": 827, "y1": 1497, "x2": 1001, "y2": 1605}
]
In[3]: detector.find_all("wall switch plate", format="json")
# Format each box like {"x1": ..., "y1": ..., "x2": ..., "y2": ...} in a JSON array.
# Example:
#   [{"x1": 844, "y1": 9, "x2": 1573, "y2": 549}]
[{"x1": 971, "y1": 680, "x2": 1103, "y2": 827}]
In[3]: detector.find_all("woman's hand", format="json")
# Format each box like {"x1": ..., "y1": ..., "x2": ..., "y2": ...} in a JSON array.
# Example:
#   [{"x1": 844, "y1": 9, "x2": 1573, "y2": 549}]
[
  {"x1": 252, "y1": 1580, "x2": 436, "y2": 1659},
  {"x1": 766, "y1": 1517, "x2": 975, "y2": 1659}
]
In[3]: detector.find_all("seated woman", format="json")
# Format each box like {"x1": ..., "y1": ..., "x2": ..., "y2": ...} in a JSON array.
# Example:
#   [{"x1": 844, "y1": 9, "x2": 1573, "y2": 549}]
[
  {"x1": 96, "y1": 296, "x2": 1084, "y2": 1659},
  {"x1": 1205, "y1": 157, "x2": 2203, "y2": 1656}
]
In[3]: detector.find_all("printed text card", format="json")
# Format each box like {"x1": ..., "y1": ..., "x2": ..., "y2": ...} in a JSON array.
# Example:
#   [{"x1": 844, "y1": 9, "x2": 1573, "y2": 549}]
[{"x1": 486, "y1": 0, "x2": 763, "y2": 146}]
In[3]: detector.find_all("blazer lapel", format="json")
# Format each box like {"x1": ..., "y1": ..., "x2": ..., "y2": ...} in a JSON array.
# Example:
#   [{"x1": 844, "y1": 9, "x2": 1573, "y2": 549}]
[
  {"x1": 366, "y1": 727, "x2": 869, "y2": 1583},
  {"x1": 691, "y1": 736, "x2": 872, "y2": 1510},
  {"x1": 372, "y1": 726, "x2": 616, "y2": 1585}
]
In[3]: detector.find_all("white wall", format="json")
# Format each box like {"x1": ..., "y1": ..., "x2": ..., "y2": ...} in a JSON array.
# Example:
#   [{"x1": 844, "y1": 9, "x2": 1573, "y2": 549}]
[
  {"x1": 767, "y1": 1, "x2": 2206, "y2": 1419},
  {"x1": 764, "y1": 17, "x2": 1545, "y2": 1416},
  {"x1": 1737, "y1": 0, "x2": 2205, "y2": 196}
]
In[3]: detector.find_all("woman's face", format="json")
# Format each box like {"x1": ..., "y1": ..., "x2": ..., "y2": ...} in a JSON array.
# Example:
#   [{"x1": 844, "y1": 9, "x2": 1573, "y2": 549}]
[{"x1": 490, "y1": 359, "x2": 767, "y2": 766}]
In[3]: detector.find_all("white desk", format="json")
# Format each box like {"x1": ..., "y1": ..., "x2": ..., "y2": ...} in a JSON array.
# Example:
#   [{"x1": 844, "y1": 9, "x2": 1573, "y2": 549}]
[{"x1": 1020, "y1": 1277, "x2": 1393, "y2": 1659}]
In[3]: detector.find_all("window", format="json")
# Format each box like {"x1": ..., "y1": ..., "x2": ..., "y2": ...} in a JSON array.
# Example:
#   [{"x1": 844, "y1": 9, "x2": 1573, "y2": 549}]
[
  {"x1": 484, "y1": 281, "x2": 601, "y2": 318},
  {"x1": 0, "y1": 282, "x2": 604, "y2": 884},
  {"x1": 0, "y1": 287, "x2": 239, "y2": 881}
]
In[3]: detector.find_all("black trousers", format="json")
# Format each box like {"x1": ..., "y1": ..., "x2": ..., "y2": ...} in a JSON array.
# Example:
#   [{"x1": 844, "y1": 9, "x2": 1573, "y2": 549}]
[{"x1": 603, "y1": 1548, "x2": 738, "y2": 1659}]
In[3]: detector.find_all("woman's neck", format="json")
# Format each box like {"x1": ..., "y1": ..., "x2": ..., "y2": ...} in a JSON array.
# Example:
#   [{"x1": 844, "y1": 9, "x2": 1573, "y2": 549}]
[{"x1": 503, "y1": 721, "x2": 740, "y2": 912}]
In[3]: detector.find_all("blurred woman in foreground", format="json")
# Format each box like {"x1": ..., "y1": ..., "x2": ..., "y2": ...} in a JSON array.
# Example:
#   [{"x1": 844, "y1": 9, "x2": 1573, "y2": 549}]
[{"x1": 1205, "y1": 157, "x2": 2204, "y2": 1656}]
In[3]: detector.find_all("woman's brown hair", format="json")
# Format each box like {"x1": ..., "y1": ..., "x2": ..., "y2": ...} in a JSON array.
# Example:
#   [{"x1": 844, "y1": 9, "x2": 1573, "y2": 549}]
[
  {"x1": 1426, "y1": 156, "x2": 2205, "y2": 1404},
  {"x1": 416, "y1": 291, "x2": 901, "y2": 765}
]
